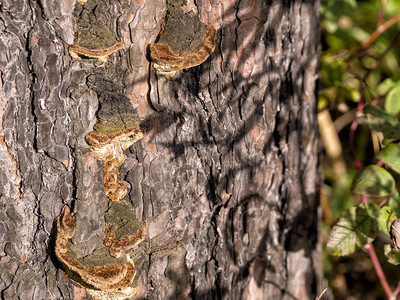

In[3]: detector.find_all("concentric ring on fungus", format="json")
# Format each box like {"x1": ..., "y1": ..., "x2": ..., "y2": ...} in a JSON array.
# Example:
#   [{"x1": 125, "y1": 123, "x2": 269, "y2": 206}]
[
  {"x1": 150, "y1": 25, "x2": 216, "y2": 78},
  {"x1": 69, "y1": 1, "x2": 124, "y2": 62},
  {"x1": 149, "y1": 5, "x2": 216, "y2": 78},
  {"x1": 69, "y1": 41, "x2": 124, "y2": 62},
  {"x1": 54, "y1": 205, "x2": 138, "y2": 296},
  {"x1": 58, "y1": 2, "x2": 147, "y2": 298}
]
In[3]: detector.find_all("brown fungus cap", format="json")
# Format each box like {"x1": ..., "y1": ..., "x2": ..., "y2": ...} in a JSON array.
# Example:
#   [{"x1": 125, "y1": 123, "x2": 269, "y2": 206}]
[
  {"x1": 69, "y1": 42, "x2": 124, "y2": 62},
  {"x1": 103, "y1": 200, "x2": 148, "y2": 258},
  {"x1": 85, "y1": 73, "x2": 145, "y2": 202},
  {"x1": 150, "y1": 7, "x2": 216, "y2": 78},
  {"x1": 86, "y1": 73, "x2": 143, "y2": 136},
  {"x1": 69, "y1": 0, "x2": 123, "y2": 61},
  {"x1": 85, "y1": 127, "x2": 144, "y2": 202},
  {"x1": 54, "y1": 205, "x2": 138, "y2": 294},
  {"x1": 85, "y1": 127, "x2": 145, "y2": 162},
  {"x1": 93, "y1": 94, "x2": 142, "y2": 136}
]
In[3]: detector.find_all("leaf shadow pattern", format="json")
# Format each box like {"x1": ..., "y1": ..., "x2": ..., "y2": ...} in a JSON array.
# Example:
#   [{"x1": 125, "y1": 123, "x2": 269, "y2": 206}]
[
  {"x1": 120, "y1": 0, "x2": 320, "y2": 298},
  {"x1": 39, "y1": 0, "x2": 320, "y2": 297}
]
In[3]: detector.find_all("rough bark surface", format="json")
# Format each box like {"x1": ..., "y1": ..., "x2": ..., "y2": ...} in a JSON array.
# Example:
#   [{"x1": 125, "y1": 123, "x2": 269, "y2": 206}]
[{"x1": 0, "y1": 0, "x2": 323, "y2": 299}]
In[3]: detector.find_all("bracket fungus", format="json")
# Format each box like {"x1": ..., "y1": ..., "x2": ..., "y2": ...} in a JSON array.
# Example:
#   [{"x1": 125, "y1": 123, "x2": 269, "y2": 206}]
[
  {"x1": 103, "y1": 225, "x2": 147, "y2": 259},
  {"x1": 55, "y1": 205, "x2": 139, "y2": 298},
  {"x1": 69, "y1": 0, "x2": 123, "y2": 62},
  {"x1": 69, "y1": 42, "x2": 124, "y2": 62},
  {"x1": 85, "y1": 74, "x2": 145, "y2": 202},
  {"x1": 58, "y1": 1, "x2": 148, "y2": 297},
  {"x1": 103, "y1": 200, "x2": 148, "y2": 258},
  {"x1": 150, "y1": 5, "x2": 216, "y2": 78},
  {"x1": 86, "y1": 127, "x2": 144, "y2": 202}
]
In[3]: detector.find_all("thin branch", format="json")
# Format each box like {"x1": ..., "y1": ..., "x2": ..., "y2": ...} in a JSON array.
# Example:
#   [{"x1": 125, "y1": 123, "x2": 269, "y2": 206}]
[
  {"x1": 361, "y1": 12, "x2": 400, "y2": 49},
  {"x1": 392, "y1": 281, "x2": 400, "y2": 298},
  {"x1": 315, "y1": 288, "x2": 328, "y2": 300},
  {"x1": 363, "y1": 31, "x2": 400, "y2": 81},
  {"x1": 377, "y1": 0, "x2": 386, "y2": 27},
  {"x1": 333, "y1": 109, "x2": 356, "y2": 133},
  {"x1": 367, "y1": 243, "x2": 393, "y2": 298}
]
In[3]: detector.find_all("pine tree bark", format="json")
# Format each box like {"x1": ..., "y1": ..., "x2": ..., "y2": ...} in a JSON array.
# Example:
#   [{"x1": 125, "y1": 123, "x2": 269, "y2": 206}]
[{"x1": 0, "y1": 0, "x2": 323, "y2": 299}]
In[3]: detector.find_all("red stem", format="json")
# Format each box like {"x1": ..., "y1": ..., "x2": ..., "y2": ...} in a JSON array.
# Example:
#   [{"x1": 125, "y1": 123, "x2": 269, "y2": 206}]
[
  {"x1": 393, "y1": 281, "x2": 400, "y2": 297},
  {"x1": 367, "y1": 243, "x2": 393, "y2": 298},
  {"x1": 349, "y1": 90, "x2": 373, "y2": 172},
  {"x1": 361, "y1": 195, "x2": 367, "y2": 203},
  {"x1": 349, "y1": 120, "x2": 362, "y2": 171},
  {"x1": 349, "y1": 96, "x2": 364, "y2": 172}
]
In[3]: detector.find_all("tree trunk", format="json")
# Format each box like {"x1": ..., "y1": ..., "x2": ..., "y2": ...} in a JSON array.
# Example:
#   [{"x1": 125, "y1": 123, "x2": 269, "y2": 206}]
[{"x1": 0, "y1": 0, "x2": 323, "y2": 299}]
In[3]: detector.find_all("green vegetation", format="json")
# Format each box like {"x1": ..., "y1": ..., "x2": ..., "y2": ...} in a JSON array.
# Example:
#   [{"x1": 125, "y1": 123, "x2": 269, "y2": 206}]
[{"x1": 320, "y1": 0, "x2": 400, "y2": 298}]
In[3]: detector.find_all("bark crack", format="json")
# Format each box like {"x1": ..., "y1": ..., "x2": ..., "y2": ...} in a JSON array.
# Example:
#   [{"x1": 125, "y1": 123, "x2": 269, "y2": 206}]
[
  {"x1": 234, "y1": 0, "x2": 242, "y2": 55},
  {"x1": 0, "y1": 264, "x2": 19, "y2": 300}
]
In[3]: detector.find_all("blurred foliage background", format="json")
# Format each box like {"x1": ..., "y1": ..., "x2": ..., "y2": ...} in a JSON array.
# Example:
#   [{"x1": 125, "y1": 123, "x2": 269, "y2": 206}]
[{"x1": 320, "y1": 0, "x2": 400, "y2": 298}]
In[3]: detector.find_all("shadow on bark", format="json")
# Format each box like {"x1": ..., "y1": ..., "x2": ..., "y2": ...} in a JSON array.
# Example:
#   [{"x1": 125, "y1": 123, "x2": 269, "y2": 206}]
[
  {"x1": 0, "y1": 0, "x2": 319, "y2": 298},
  {"x1": 122, "y1": 0, "x2": 320, "y2": 298}
]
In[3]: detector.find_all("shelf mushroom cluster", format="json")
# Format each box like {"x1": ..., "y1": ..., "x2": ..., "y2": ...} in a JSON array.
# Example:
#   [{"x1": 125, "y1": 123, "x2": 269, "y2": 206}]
[
  {"x1": 85, "y1": 74, "x2": 145, "y2": 202},
  {"x1": 55, "y1": 206, "x2": 138, "y2": 296},
  {"x1": 54, "y1": 0, "x2": 216, "y2": 298}
]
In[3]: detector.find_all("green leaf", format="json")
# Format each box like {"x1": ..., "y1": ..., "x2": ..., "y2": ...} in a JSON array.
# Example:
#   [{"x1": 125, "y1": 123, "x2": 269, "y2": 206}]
[
  {"x1": 351, "y1": 165, "x2": 395, "y2": 196},
  {"x1": 385, "y1": 83, "x2": 400, "y2": 115},
  {"x1": 378, "y1": 206, "x2": 397, "y2": 237},
  {"x1": 389, "y1": 192, "x2": 400, "y2": 217},
  {"x1": 347, "y1": 26, "x2": 370, "y2": 44},
  {"x1": 378, "y1": 78, "x2": 395, "y2": 95},
  {"x1": 324, "y1": 10, "x2": 339, "y2": 33},
  {"x1": 327, "y1": 203, "x2": 379, "y2": 256},
  {"x1": 321, "y1": 56, "x2": 345, "y2": 87},
  {"x1": 321, "y1": 0, "x2": 357, "y2": 33},
  {"x1": 384, "y1": 244, "x2": 400, "y2": 265},
  {"x1": 363, "y1": 105, "x2": 398, "y2": 126},
  {"x1": 357, "y1": 105, "x2": 400, "y2": 141},
  {"x1": 357, "y1": 116, "x2": 400, "y2": 141},
  {"x1": 376, "y1": 143, "x2": 400, "y2": 173}
]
